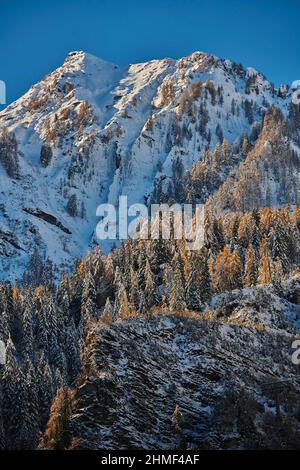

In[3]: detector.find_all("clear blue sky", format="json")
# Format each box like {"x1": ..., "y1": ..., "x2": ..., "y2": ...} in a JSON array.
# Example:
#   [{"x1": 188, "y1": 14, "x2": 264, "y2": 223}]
[{"x1": 0, "y1": 0, "x2": 299, "y2": 106}]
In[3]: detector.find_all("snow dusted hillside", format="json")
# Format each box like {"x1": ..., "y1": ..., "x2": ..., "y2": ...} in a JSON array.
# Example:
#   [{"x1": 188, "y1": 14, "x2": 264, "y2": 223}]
[
  {"x1": 66, "y1": 277, "x2": 300, "y2": 450},
  {"x1": 0, "y1": 50, "x2": 298, "y2": 280}
]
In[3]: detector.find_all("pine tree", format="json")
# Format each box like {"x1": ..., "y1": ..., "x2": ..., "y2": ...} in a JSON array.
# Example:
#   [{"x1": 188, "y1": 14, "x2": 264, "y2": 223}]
[
  {"x1": 6, "y1": 285, "x2": 23, "y2": 344},
  {"x1": 241, "y1": 135, "x2": 250, "y2": 157},
  {"x1": 212, "y1": 144, "x2": 221, "y2": 168},
  {"x1": 169, "y1": 253, "x2": 186, "y2": 311},
  {"x1": 129, "y1": 268, "x2": 139, "y2": 311},
  {"x1": 144, "y1": 259, "x2": 156, "y2": 309},
  {"x1": 55, "y1": 368, "x2": 64, "y2": 390},
  {"x1": 21, "y1": 358, "x2": 40, "y2": 449},
  {"x1": 37, "y1": 354, "x2": 54, "y2": 429},
  {"x1": 115, "y1": 282, "x2": 130, "y2": 319},
  {"x1": 269, "y1": 217, "x2": 291, "y2": 273},
  {"x1": 35, "y1": 300, "x2": 49, "y2": 351},
  {"x1": 65, "y1": 324, "x2": 81, "y2": 383},
  {"x1": 186, "y1": 249, "x2": 211, "y2": 310},
  {"x1": 244, "y1": 99, "x2": 254, "y2": 124},
  {"x1": 221, "y1": 138, "x2": 230, "y2": 161},
  {"x1": 92, "y1": 245, "x2": 105, "y2": 284},
  {"x1": 0, "y1": 288, "x2": 9, "y2": 342},
  {"x1": 113, "y1": 265, "x2": 122, "y2": 290},
  {"x1": 237, "y1": 213, "x2": 257, "y2": 248},
  {"x1": 272, "y1": 259, "x2": 284, "y2": 293},
  {"x1": 205, "y1": 216, "x2": 224, "y2": 255},
  {"x1": 2, "y1": 337, "x2": 26, "y2": 449},
  {"x1": 40, "y1": 143, "x2": 52, "y2": 167},
  {"x1": 244, "y1": 244, "x2": 258, "y2": 287},
  {"x1": 215, "y1": 123, "x2": 223, "y2": 143},
  {"x1": 101, "y1": 298, "x2": 113, "y2": 324},
  {"x1": 22, "y1": 301, "x2": 34, "y2": 355},
  {"x1": 137, "y1": 248, "x2": 147, "y2": 292},
  {"x1": 0, "y1": 129, "x2": 20, "y2": 178},
  {"x1": 138, "y1": 292, "x2": 147, "y2": 314},
  {"x1": 56, "y1": 274, "x2": 70, "y2": 331},
  {"x1": 66, "y1": 194, "x2": 78, "y2": 217},
  {"x1": 80, "y1": 267, "x2": 97, "y2": 334}
]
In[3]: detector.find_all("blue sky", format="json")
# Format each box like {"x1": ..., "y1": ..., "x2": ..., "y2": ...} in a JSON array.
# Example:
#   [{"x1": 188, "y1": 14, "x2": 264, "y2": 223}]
[{"x1": 0, "y1": 0, "x2": 299, "y2": 106}]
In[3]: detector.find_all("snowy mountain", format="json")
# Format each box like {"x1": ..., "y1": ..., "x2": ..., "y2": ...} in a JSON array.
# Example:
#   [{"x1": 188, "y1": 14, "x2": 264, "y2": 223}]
[{"x1": 0, "y1": 50, "x2": 298, "y2": 281}]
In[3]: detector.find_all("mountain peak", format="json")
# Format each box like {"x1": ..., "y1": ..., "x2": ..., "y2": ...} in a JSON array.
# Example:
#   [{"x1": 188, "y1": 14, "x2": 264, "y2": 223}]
[
  {"x1": 0, "y1": 48, "x2": 296, "y2": 281},
  {"x1": 62, "y1": 50, "x2": 119, "y2": 74}
]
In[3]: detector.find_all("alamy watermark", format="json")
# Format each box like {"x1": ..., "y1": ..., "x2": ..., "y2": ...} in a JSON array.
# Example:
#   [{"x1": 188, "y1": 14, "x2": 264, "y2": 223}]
[
  {"x1": 0, "y1": 340, "x2": 6, "y2": 365},
  {"x1": 292, "y1": 339, "x2": 300, "y2": 365},
  {"x1": 0, "y1": 80, "x2": 6, "y2": 105},
  {"x1": 96, "y1": 196, "x2": 205, "y2": 250}
]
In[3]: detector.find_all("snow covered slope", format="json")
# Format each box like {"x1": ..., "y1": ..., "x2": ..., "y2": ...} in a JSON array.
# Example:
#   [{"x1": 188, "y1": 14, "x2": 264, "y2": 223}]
[
  {"x1": 0, "y1": 50, "x2": 297, "y2": 280},
  {"x1": 68, "y1": 278, "x2": 300, "y2": 449}
]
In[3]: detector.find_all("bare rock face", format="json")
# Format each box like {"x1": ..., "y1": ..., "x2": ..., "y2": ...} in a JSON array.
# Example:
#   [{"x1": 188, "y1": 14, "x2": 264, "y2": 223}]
[{"x1": 68, "y1": 282, "x2": 300, "y2": 450}]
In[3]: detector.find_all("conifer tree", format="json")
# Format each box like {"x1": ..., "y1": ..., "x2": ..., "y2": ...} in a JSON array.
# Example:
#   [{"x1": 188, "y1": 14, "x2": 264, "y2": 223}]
[
  {"x1": 269, "y1": 218, "x2": 291, "y2": 273},
  {"x1": 92, "y1": 245, "x2": 105, "y2": 285},
  {"x1": 144, "y1": 259, "x2": 156, "y2": 309},
  {"x1": 2, "y1": 337, "x2": 26, "y2": 449},
  {"x1": 272, "y1": 259, "x2": 284, "y2": 293},
  {"x1": 244, "y1": 244, "x2": 258, "y2": 287},
  {"x1": 213, "y1": 246, "x2": 242, "y2": 293},
  {"x1": 0, "y1": 290, "x2": 9, "y2": 342},
  {"x1": 39, "y1": 387, "x2": 74, "y2": 450},
  {"x1": 138, "y1": 292, "x2": 147, "y2": 314},
  {"x1": 169, "y1": 253, "x2": 186, "y2": 311},
  {"x1": 55, "y1": 369, "x2": 64, "y2": 390},
  {"x1": 241, "y1": 135, "x2": 250, "y2": 156},
  {"x1": 56, "y1": 274, "x2": 70, "y2": 327},
  {"x1": 186, "y1": 249, "x2": 211, "y2": 310},
  {"x1": 129, "y1": 268, "x2": 139, "y2": 311},
  {"x1": 22, "y1": 301, "x2": 34, "y2": 355},
  {"x1": 37, "y1": 354, "x2": 54, "y2": 429},
  {"x1": 292, "y1": 206, "x2": 299, "y2": 226},
  {"x1": 65, "y1": 325, "x2": 81, "y2": 383},
  {"x1": 21, "y1": 358, "x2": 40, "y2": 449},
  {"x1": 101, "y1": 298, "x2": 113, "y2": 324},
  {"x1": 212, "y1": 144, "x2": 221, "y2": 168},
  {"x1": 215, "y1": 123, "x2": 223, "y2": 143},
  {"x1": 115, "y1": 282, "x2": 130, "y2": 319},
  {"x1": 137, "y1": 248, "x2": 147, "y2": 292},
  {"x1": 258, "y1": 238, "x2": 272, "y2": 285},
  {"x1": 221, "y1": 138, "x2": 230, "y2": 161},
  {"x1": 113, "y1": 265, "x2": 122, "y2": 290}
]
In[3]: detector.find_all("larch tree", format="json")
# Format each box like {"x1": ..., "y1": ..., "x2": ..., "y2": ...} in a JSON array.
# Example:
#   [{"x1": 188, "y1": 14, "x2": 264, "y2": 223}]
[
  {"x1": 213, "y1": 246, "x2": 242, "y2": 293},
  {"x1": 39, "y1": 387, "x2": 74, "y2": 450},
  {"x1": 258, "y1": 238, "x2": 272, "y2": 285},
  {"x1": 115, "y1": 282, "x2": 130, "y2": 319}
]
